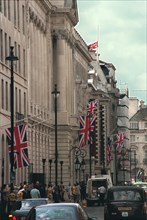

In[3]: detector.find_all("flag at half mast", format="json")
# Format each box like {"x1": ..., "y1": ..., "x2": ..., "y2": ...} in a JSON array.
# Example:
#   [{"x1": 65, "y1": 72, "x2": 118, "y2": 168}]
[{"x1": 88, "y1": 41, "x2": 98, "y2": 50}]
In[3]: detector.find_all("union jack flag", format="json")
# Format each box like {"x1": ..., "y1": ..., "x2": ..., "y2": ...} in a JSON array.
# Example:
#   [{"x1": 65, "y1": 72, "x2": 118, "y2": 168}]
[
  {"x1": 116, "y1": 132, "x2": 125, "y2": 152},
  {"x1": 79, "y1": 114, "x2": 96, "y2": 147},
  {"x1": 5, "y1": 123, "x2": 29, "y2": 168},
  {"x1": 87, "y1": 100, "x2": 97, "y2": 115}
]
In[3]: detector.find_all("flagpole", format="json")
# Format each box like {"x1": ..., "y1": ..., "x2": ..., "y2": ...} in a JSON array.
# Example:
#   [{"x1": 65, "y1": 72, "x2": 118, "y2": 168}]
[
  {"x1": 97, "y1": 25, "x2": 99, "y2": 61},
  {"x1": 88, "y1": 113, "x2": 92, "y2": 178}
]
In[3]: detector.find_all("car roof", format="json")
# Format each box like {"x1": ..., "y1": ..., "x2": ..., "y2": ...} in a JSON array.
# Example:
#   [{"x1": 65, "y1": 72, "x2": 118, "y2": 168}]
[
  {"x1": 108, "y1": 186, "x2": 144, "y2": 191},
  {"x1": 22, "y1": 198, "x2": 48, "y2": 201},
  {"x1": 133, "y1": 182, "x2": 147, "y2": 185},
  {"x1": 34, "y1": 203, "x2": 80, "y2": 208}
]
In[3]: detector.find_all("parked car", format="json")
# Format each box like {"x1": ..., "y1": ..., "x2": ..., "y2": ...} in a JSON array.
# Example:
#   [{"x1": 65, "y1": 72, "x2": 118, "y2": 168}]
[
  {"x1": 132, "y1": 181, "x2": 147, "y2": 195},
  {"x1": 8, "y1": 198, "x2": 49, "y2": 220},
  {"x1": 104, "y1": 186, "x2": 147, "y2": 220},
  {"x1": 26, "y1": 203, "x2": 98, "y2": 220}
]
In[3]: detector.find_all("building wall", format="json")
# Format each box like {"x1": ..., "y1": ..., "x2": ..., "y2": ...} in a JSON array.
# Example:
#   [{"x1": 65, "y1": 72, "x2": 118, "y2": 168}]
[{"x1": 0, "y1": 0, "x2": 92, "y2": 186}]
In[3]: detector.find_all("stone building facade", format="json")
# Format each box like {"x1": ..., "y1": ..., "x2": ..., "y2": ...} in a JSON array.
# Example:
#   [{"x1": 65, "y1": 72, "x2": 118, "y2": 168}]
[
  {"x1": 0, "y1": 0, "x2": 122, "y2": 187},
  {"x1": 129, "y1": 99, "x2": 147, "y2": 181},
  {"x1": 0, "y1": 0, "x2": 93, "y2": 186}
]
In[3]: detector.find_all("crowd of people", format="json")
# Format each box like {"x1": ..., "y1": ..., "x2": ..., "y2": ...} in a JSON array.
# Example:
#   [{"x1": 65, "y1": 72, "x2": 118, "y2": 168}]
[{"x1": 0, "y1": 180, "x2": 87, "y2": 219}]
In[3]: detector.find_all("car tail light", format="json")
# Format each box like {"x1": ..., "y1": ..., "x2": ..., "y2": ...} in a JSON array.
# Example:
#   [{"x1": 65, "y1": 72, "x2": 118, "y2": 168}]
[{"x1": 8, "y1": 214, "x2": 17, "y2": 220}]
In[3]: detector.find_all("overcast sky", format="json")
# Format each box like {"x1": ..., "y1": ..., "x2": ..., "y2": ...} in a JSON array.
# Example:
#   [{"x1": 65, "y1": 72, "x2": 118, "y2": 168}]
[{"x1": 76, "y1": 0, "x2": 147, "y2": 105}]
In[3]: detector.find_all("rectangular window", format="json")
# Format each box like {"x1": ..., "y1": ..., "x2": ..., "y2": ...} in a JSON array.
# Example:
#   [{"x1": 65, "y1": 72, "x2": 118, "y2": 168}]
[
  {"x1": 6, "y1": 82, "x2": 8, "y2": 111},
  {"x1": 19, "y1": 89, "x2": 21, "y2": 112},
  {"x1": 14, "y1": 42, "x2": 17, "y2": 72},
  {"x1": 17, "y1": 0, "x2": 20, "y2": 28},
  {"x1": 145, "y1": 150, "x2": 147, "y2": 158},
  {"x1": 4, "y1": 0, "x2": 6, "y2": 16},
  {"x1": 130, "y1": 135, "x2": 135, "y2": 142},
  {"x1": 14, "y1": 0, "x2": 16, "y2": 26},
  {"x1": 145, "y1": 135, "x2": 147, "y2": 142},
  {"x1": 24, "y1": 92, "x2": 26, "y2": 116},
  {"x1": 8, "y1": 0, "x2": 10, "y2": 20},
  {"x1": 145, "y1": 122, "x2": 147, "y2": 128},
  {"x1": 130, "y1": 122, "x2": 138, "y2": 129},
  {"x1": 22, "y1": 5, "x2": 25, "y2": 34},
  {"x1": 0, "y1": 0, "x2": 2, "y2": 12},
  {"x1": 18, "y1": 44, "x2": 21, "y2": 74},
  {"x1": 5, "y1": 33, "x2": 7, "y2": 64},
  {"x1": 9, "y1": 36, "x2": 11, "y2": 47},
  {"x1": 0, "y1": 29, "x2": 3, "y2": 62},
  {"x1": 15, "y1": 87, "x2": 18, "y2": 113},
  {"x1": 1, "y1": 79, "x2": 4, "y2": 109},
  {"x1": 23, "y1": 49, "x2": 26, "y2": 77}
]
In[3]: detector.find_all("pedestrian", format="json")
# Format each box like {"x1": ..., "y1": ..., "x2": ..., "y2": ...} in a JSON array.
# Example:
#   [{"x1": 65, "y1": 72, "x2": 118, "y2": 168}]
[
  {"x1": 47, "y1": 183, "x2": 53, "y2": 201},
  {"x1": 66, "y1": 183, "x2": 72, "y2": 201},
  {"x1": 52, "y1": 185, "x2": 60, "y2": 203},
  {"x1": 30, "y1": 184, "x2": 41, "y2": 198},
  {"x1": 1, "y1": 184, "x2": 10, "y2": 220},
  {"x1": 98, "y1": 185, "x2": 106, "y2": 206},
  {"x1": 59, "y1": 182, "x2": 65, "y2": 201}
]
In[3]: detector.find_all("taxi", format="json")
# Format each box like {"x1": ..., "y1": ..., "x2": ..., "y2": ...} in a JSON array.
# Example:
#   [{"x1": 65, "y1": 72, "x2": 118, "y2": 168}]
[{"x1": 104, "y1": 186, "x2": 147, "y2": 220}]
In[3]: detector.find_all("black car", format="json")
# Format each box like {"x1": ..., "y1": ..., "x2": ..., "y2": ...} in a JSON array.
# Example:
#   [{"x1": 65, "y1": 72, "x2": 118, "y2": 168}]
[
  {"x1": 9, "y1": 198, "x2": 49, "y2": 220},
  {"x1": 104, "y1": 186, "x2": 147, "y2": 220},
  {"x1": 26, "y1": 202, "x2": 97, "y2": 220}
]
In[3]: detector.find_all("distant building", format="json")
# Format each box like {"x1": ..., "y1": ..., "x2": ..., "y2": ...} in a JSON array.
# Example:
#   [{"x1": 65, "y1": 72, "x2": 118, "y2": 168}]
[{"x1": 129, "y1": 99, "x2": 147, "y2": 181}]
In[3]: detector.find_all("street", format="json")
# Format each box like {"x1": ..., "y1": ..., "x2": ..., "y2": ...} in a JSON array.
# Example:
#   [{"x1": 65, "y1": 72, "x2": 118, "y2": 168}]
[{"x1": 85, "y1": 205, "x2": 104, "y2": 220}]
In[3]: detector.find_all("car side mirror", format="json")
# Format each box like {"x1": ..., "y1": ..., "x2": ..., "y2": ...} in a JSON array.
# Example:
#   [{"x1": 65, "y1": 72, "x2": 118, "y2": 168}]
[{"x1": 89, "y1": 217, "x2": 97, "y2": 220}]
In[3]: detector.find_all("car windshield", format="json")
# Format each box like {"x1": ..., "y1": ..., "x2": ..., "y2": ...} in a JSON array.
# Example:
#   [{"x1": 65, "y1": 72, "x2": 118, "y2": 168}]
[
  {"x1": 21, "y1": 200, "x2": 47, "y2": 209},
  {"x1": 109, "y1": 190, "x2": 142, "y2": 201},
  {"x1": 36, "y1": 206, "x2": 76, "y2": 220}
]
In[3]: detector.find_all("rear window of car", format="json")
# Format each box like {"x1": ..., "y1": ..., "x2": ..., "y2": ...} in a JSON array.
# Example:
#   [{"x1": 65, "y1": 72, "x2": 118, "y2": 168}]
[
  {"x1": 109, "y1": 190, "x2": 142, "y2": 201},
  {"x1": 21, "y1": 200, "x2": 47, "y2": 209},
  {"x1": 36, "y1": 206, "x2": 76, "y2": 220}
]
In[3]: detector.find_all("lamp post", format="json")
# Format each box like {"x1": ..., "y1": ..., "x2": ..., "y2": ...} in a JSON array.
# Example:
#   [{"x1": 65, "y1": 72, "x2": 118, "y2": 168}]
[
  {"x1": 2, "y1": 158, "x2": 4, "y2": 186},
  {"x1": 60, "y1": 161, "x2": 63, "y2": 183},
  {"x1": 87, "y1": 113, "x2": 92, "y2": 178},
  {"x1": 49, "y1": 159, "x2": 52, "y2": 184},
  {"x1": 134, "y1": 151, "x2": 137, "y2": 182},
  {"x1": 42, "y1": 159, "x2": 46, "y2": 185},
  {"x1": 81, "y1": 159, "x2": 86, "y2": 182},
  {"x1": 52, "y1": 84, "x2": 60, "y2": 186},
  {"x1": 75, "y1": 157, "x2": 81, "y2": 182},
  {"x1": 6, "y1": 46, "x2": 18, "y2": 184}
]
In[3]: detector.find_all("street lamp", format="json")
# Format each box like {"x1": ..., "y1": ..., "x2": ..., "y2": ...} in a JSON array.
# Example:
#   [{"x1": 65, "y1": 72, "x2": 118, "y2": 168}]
[
  {"x1": 42, "y1": 159, "x2": 46, "y2": 185},
  {"x1": 87, "y1": 113, "x2": 92, "y2": 178},
  {"x1": 49, "y1": 159, "x2": 52, "y2": 184},
  {"x1": 75, "y1": 157, "x2": 81, "y2": 182},
  {"x1": 6, "y1": 46, "x2": 18, "y2": 184},
  {"x1": 134, "y1": 151, "x2": 137, "y2": 182},
  {"x1": 81, "y1": 159, "x2": 86, "y2": 181},
  {"x1": 60, "y1": 161, "x2": 63, "y2": 183},
  {"x1": 52, "y1": 84, "x2": 60, "y2": 186}
]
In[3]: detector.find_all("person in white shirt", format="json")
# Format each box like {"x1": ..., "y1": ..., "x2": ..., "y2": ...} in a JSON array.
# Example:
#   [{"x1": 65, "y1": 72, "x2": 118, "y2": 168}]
[
  {"x1": 98, "y1": 186, "x2": 106, "y2": 206},
  {"x1": 30, "y1": 185, "x2": 41, "y2": 198}
]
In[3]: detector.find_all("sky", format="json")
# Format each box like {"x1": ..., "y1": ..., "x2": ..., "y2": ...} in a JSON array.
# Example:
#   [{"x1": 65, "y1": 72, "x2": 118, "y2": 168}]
[{"x1": 76, "y1": 0, "x2": 147, "y2": 105}]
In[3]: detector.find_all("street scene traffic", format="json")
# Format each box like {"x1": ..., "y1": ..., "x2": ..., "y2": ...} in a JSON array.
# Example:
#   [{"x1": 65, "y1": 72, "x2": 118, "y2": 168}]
[{"x1": 0, "y1": 0, "x2": 146, "y2": 219}]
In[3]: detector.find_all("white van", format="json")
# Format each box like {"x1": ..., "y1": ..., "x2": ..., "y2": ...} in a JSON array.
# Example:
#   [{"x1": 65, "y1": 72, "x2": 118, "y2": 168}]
[{"x1": 86, "y1": 175, "x2": 113, "y2": 206}]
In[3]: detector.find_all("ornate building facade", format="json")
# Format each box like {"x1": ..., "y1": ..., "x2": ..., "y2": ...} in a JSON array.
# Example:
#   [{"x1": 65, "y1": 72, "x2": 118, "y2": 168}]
[{"x1": 0, "y1": 0, "x2": 122, "y2": 187}]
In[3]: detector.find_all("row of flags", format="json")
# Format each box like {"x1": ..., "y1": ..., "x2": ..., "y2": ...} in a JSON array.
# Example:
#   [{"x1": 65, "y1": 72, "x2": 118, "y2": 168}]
[
  {"x1": 78, "y1": 99, "x2": 127, "y2": 165},
  {"x1": 107, "y1": 132, "x2": 126, "y2": 164},
  {"x1": 3, "y1": 100, "x2": 125, "y2": 169}
]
